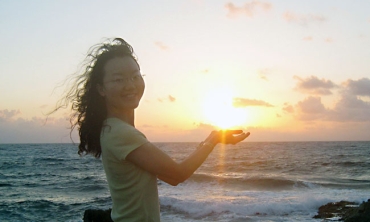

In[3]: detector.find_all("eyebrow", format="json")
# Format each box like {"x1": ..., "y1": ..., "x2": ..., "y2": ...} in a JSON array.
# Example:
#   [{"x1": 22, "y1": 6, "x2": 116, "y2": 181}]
[{"x1": 111, "y1": 70, "x2": 140, "y2": 76}]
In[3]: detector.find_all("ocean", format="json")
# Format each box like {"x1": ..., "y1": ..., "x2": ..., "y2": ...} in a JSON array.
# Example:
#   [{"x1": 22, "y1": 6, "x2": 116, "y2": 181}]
[{"x1": 1, "y1": 141, "x2": 369, "y2": 222}]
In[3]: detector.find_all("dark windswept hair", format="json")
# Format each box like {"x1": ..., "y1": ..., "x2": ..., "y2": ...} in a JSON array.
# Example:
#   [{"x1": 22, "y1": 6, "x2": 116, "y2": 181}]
[{"x1": 52, "y1": 38, "x2": 139, "y2": 158}]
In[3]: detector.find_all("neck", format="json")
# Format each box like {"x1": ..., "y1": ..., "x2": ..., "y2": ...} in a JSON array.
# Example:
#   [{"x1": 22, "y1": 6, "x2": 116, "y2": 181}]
[{"x1": 107, "y1": 108, "x2": 135, "y2": 126}]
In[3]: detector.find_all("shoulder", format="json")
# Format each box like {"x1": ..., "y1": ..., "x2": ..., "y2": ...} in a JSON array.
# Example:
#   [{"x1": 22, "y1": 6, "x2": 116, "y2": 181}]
[
  {"x1": 101, "y1": 118, "x2": 149, "y2": 160},
  {"x1": 101, "y1": 118, "x2": 147, "y2": 143},
  {"x1": 104, "y1": 118, "x2": 143, "y2": 135}
]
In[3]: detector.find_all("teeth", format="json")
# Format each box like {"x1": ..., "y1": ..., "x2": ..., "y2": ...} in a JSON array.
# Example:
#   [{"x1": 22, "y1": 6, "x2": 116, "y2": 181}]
[{"x1": 125, "y1": 94, "x2": 135, "y2": 98}]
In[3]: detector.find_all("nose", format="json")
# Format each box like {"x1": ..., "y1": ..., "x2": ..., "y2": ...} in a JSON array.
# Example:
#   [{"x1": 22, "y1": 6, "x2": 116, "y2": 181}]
[{"x1": 123, "y1": 78, "x2": 136, "y2": 89}]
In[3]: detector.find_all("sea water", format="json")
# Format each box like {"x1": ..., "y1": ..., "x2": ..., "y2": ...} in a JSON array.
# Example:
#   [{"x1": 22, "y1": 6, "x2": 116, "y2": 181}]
[{"x1": 1, "y1": 142, "x2": 369, "y2": 221}]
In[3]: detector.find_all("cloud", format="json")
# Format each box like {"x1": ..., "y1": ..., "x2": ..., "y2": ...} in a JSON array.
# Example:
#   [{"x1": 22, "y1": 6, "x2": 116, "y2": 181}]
[
  {"x1": 0, "y1": 114, "x2": 76, "y2": 143},
  {"x1": 282, "y1": 103, "x2": 294, "y2": 113},
  {"x1": 344, "y1": 78, "x2": 370, "y2": 96},
  {"x1": 168, "y1": 95, "x2": 176, "y2": 102},
  {"x1": 303, "y1": 36, "x2": 313, "y2": 41},
  {"x1": 157, "y1": 95, "x2": 176, "y2": 103},
  {"x1": 294, "y1": 75, "x2": 337, "y2": 95},
  {"x1": 225, "y1": 1, "x2": 272, "y2": 18},
  {"x1": 201, "y1": 69, "x2": 209, "y2": 74},
  {"x1": 233, "y1": 98, "x2": 273, "y2": 107},
  {"x1": 0, "y1": 109, "x2": 21, "y2": 121},
  {"x1": 296, "y1": 96, "x2": 327, "y2": 121},
  {"x1": 328, "y1": 93, "x2": 370, "y2": 122},
  {"x1": 325, "y1": 38, "x2": 333, "y2": 43},
  {"x1": 154, "y1": 41, "x2": 169, "y2": 51},
  {"x1": 283, "y1": 11, "x2": 326, "y2": 26},
  {"x1": 290, "y1": 78, "x2": 370, "y2": 122},
  {"x1": 258, "y1": 68, "x2": 271, "y2": 81}
]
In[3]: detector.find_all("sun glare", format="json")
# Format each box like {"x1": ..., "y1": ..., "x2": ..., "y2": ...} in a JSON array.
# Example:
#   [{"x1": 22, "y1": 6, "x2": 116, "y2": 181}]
[{"x1": 201, "y1": 87, "x2": 248, "y2": 129}]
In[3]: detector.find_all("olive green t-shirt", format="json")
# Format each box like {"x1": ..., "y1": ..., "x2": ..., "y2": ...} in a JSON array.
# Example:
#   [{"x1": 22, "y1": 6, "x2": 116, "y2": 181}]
[{"x1": 101, "y1": 118, "x2": 160, "y2": 222}]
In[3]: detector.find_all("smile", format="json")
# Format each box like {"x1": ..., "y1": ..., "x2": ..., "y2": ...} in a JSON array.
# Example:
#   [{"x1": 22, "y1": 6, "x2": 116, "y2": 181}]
[{"x1": 122, "y1": 93, "x2": 136, "y2": 98}]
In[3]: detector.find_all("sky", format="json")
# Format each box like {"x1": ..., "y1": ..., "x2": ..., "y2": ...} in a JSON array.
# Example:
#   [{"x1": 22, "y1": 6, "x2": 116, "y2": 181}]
[{"x1": 1, "y1": 0, "x2": 370, "y2": 143}]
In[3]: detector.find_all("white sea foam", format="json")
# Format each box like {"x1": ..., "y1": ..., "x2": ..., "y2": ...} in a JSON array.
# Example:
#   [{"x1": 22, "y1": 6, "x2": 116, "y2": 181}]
[{"x1": 159, "y1": 181, "x2": 370, "y2": 221}]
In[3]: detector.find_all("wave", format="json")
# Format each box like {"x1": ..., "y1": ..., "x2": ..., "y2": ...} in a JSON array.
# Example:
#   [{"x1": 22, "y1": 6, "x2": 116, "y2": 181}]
[
  {"x1": 314, "y1": 178, "x2": 370, "y2": 189},
  {"x1": 186, "y1": 173, "x2": 317, "y2": 191},
  {"x1": 159, "y1": 194, "x2": 324, "y2": 220},
  {"x1": 185, "y1": 173, "x2": 370, "y2": 191},
  {"x1": 159, "y1": 188, "x2": 370, "y2": 221}
]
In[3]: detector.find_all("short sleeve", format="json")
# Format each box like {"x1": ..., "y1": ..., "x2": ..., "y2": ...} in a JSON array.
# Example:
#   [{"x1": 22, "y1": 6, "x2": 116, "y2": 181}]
[{"x1": 102, "y1": 118, "x2": 149, "y2": 161}]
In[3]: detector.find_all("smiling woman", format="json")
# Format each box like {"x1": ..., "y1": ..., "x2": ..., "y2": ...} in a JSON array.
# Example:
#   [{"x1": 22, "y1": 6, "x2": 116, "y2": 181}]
[
  {"x1": 201, "y1": 87, "x2": 249, "y2": 129},
  {"x1": 50, "y1": 38, "x2": 250, "y2": 222}
]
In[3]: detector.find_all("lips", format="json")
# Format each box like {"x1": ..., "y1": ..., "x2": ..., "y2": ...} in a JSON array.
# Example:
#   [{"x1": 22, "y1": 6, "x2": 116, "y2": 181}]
[{"x1": 122, "y1": 93, "x2": 137, "y2": 99}]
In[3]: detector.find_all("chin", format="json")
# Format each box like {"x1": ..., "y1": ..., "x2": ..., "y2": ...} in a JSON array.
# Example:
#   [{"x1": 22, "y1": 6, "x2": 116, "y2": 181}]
[{"x1": 123, "y1": 102, "x2": 140, "y2": 110}]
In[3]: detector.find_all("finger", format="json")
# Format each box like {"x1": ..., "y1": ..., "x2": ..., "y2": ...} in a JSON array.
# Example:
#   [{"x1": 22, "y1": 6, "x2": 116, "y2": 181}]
[
  {"x1": 221, "y1": 130, "x2": 244, "y2": 135},
  {"x1": 232, "y1": 132, "x2": 250, "y2": 143}
]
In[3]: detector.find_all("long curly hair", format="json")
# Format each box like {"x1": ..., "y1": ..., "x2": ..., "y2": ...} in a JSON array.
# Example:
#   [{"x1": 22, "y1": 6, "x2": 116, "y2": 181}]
[{"x1": 53, "y1": 38, "x2": 139, "y2": 158}]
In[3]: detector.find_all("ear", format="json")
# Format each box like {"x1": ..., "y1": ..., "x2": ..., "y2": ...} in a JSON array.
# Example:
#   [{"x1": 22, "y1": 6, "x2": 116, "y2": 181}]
[{"x1": 97, "y1": 84, "x2": 106, "y2": 97}]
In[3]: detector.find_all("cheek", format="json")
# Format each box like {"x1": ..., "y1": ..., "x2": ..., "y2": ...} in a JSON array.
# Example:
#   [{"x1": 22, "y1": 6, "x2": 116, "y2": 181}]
[
  {"x1": 104, "y1": 87, "x2": 120, "y2": 100},
  {"x1": 139, "y1": 82, "x2": 145, "y2": 96}
]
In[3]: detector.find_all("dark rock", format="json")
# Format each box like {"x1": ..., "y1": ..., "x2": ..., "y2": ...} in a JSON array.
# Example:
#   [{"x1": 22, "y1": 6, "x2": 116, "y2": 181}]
[
  {"x1": 344, "y1": 199, "x2": 370, "y2": 222},
  {"x1": 313, "y1": 200, "x2": 356, "y2": 220},
  {"x1": 313, "y1": 199, "x2": 370, "y2": 222},
  {"x1": 83, "y1": 209, "x2": 113, "y2": 222}
]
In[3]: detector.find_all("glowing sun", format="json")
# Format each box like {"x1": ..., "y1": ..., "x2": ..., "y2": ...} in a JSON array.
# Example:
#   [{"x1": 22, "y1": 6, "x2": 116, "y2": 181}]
[{"x1": 201, "y1": 87, "x2": 248, "y2": 129}]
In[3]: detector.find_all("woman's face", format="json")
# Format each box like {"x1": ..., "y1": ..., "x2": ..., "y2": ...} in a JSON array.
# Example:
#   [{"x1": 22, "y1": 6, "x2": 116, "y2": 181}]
[{"x1": 98, "y1": 56, "x2": 145, "y2": 113}]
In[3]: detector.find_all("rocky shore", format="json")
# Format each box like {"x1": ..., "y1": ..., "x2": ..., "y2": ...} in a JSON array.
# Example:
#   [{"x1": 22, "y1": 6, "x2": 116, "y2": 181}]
[
  {"x1": 83, "y1": 199, "x2": 370, "y2": 222},
  {"x1": 313, "y1": 199, "x2": 370, "y2": 221},
  {"x1": 83, "y1": 209, "x2": 113, "y2": 222}
]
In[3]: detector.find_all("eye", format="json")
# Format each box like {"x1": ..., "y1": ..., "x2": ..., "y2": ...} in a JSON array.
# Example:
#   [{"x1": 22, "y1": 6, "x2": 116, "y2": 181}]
[
  {"x1": 132, "y1": 74, "x2": 142, "y2": 81},
  {"x1": 113, "y1": 78, "x2": 124, "y2": 83}
]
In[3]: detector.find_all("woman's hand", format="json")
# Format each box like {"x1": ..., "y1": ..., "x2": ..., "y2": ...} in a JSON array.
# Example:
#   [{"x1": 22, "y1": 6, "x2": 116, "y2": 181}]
[{"x1": 206, "y1": 130, "x2": 250, "y2": 145}]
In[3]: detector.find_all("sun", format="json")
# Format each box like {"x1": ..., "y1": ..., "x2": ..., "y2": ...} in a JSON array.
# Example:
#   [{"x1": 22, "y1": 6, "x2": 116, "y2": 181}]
[{"x1": 201, "y1": 87, "x2": 248, "y2": 129}]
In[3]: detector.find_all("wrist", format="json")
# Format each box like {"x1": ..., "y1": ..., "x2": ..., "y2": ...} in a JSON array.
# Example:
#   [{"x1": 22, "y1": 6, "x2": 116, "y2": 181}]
[{"x1": 197, "y1": 141, "x2": 216, "y2": 150}]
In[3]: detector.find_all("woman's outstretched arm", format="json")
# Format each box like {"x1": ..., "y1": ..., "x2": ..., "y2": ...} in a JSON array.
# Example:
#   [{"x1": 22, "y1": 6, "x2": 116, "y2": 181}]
[{"x1": 126, "y1": 130, "x2": 250, "y2": 186}]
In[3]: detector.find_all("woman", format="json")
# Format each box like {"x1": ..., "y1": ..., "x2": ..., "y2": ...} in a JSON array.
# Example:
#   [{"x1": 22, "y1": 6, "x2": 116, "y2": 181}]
[{"x1": 58, "y1": 38, "x2": 249, "y2": 221}]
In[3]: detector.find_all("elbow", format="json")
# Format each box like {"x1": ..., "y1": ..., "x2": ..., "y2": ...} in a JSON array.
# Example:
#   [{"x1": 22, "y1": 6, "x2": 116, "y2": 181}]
[
  {"x1": 176, "y1": 169, "x2": 192, "y2": 184},
  {"x1": 168, "y1": 175, "x2": 186, "y2": 186},
  {"x1": 158, "y1": 173, "x2": 186, "y2": 186},
  {"x1": 159, "y1": 164, "x2": 193, "y2": 186},
  {"x1": 169, "y1": 172, "x2": 191, "y2": 186},
  {"x1": 168, "y1": 181, "x2": 180, "y2": 186}
]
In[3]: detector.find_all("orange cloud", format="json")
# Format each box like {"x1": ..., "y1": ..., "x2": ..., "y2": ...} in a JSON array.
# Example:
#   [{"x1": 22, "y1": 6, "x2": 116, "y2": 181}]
[
  {"x1": 157, "y1": 95, "x2": 176, "y2": 103},
  {"x1": 303, "y1": 36, "x2": 313, "y2": 41},
  {"x1": 168, "y1": 95, "x2": 176, "y2": 102},
  {"x1": 258, "y1": 68, "x2": 271, "y2": 81},
  {"x1": 325, "y1": 38, "x2": 333, "y2": 43},
  {"x1": 282, "y1": 103, "x2": 294, "y2": 113},
  {"x1": 225, "y1": 1, "x2": 272, "y2": 18},
  {"x1": 233, "y1": 98, "x2": 273, "y2": 107},
  {"x1": 154, "y1": 41, "x2": 169, "y2": 51}
]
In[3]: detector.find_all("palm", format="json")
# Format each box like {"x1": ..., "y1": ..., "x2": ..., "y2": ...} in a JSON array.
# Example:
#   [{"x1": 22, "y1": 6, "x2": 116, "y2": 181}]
[{"x1": 209, "y1": 130, "x2": 250, "y2": 145}]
